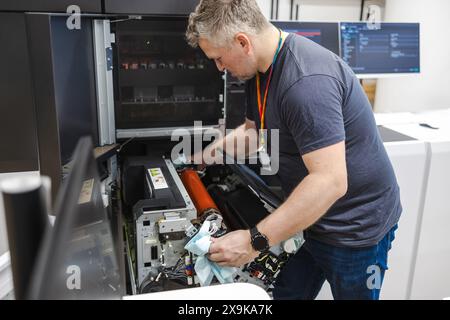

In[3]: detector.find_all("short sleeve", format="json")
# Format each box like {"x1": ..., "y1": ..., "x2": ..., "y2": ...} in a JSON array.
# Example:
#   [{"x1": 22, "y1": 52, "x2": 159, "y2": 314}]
[{"x1": 281, "y1": 75, "x2": 346, "y2": 155}]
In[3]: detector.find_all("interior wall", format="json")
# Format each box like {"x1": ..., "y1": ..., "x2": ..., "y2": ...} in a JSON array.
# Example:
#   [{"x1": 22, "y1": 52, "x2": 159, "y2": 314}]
[
  {"x1": 257, "y1": 0, "x2": 385, "y2": 22},
  {"x1": 256, "y1": 0, "x2": 450, "y2": 114},
  {"x1": 374, "y1": 0, "x2": 450, "y2": 113}
]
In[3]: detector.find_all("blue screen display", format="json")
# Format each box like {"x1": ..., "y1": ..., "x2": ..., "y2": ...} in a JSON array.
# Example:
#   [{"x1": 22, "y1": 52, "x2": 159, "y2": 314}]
[{"x1": 340, "y1": 22, "x2": 420, "y2": 74}]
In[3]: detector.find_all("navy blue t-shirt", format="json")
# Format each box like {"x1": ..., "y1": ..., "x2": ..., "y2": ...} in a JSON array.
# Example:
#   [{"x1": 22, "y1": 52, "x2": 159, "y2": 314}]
[{"x1": 246, "y1": 33, "x2": 402, "y2": 247}]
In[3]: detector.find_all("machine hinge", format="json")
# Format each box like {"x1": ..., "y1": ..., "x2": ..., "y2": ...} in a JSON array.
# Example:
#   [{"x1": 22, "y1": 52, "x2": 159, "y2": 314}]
[{"x1": 106, "y1": 47, "x2": 113, "y2": 71}]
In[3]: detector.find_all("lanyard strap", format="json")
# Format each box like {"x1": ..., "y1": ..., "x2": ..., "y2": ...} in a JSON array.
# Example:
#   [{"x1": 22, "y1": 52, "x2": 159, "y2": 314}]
[{"x1": 256, "y1": 29, "x2": 283, "y2": 131}]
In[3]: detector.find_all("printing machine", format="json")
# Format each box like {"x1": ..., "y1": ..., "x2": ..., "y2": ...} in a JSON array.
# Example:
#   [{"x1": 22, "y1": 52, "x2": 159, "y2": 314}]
[
  {"x1": 92, "y1": 15, "x2": 305, "y2": 297},
  {"x1": 87, "y1": 14, "x2": 303, "y2": 297},
  {"x1": 368, "y1": 126, "x2": 429, "y2": 300},
  {"x1": 2, "y1": 3, "x2": 309, "y2": 298},
  {"x1": 2, "y1": 1, "x2": 447, "y2": 300}
]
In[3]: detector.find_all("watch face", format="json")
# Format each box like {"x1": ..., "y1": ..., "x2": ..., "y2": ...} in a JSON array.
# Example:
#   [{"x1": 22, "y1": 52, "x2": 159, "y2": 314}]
[{"x1": 253, "y1": 235, "x2": 268, "y2": 251}]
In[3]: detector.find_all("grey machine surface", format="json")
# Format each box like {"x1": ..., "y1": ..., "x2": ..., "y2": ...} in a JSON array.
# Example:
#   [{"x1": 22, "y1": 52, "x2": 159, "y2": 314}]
[
  {"x1": 127, "y1": 156, "x2": 197, "y2": 290},
  {"x1": 27, "y1": 137, "x2": 123, "y2": 300}
]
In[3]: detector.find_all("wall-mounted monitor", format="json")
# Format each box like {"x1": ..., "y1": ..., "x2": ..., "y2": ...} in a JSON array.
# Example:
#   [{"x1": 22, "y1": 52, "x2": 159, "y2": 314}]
[
  {"x1": 340, "y1": 22, "x2": 420, "y2": 77},
  {"x1": 272, "y1": 21, "x2": 340, "y2": 56}
]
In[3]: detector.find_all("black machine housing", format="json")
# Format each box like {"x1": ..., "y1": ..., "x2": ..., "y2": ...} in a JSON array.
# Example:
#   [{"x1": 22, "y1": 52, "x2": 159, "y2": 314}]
[{"x1": 0, "y1": 1, "x2": 302, "y2": 298}]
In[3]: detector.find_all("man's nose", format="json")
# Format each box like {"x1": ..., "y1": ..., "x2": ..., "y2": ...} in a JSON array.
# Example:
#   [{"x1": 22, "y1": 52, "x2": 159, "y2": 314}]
[{"x1": 215, "y1": 60, "x2": 225, "y2": 72}]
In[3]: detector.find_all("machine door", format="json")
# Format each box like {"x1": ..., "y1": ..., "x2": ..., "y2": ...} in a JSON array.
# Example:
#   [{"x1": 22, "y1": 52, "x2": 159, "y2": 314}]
[{"x1": 112, "y1": 18, "x2": 225, "y2": 139}]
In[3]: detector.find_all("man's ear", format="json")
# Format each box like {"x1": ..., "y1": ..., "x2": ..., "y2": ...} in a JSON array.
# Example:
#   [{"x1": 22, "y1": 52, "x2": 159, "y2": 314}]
[{"x1": 235, "y1": 33, "x2": 252, "y2": 55}]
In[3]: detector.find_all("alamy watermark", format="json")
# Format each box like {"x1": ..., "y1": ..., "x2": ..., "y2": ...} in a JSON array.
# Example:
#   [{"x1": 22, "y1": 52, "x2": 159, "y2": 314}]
[
  {"x1": 366, "y1": 5, "x2": 381, "y2": 30},
  {"x1": 66, "y1": 5, "x2": 81, "y2": 30},
  {"x1": 66, "y1": 265, "x2": 81, "y2": 290},
  {"x1": 366, "y1": 264, "x2": 382, "y2": 290}
]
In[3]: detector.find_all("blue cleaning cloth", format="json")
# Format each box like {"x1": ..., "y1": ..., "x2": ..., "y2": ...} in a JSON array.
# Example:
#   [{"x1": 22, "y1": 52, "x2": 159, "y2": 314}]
[{"x1": 184, "y1": 220, "x2": 236, "y2": 286}]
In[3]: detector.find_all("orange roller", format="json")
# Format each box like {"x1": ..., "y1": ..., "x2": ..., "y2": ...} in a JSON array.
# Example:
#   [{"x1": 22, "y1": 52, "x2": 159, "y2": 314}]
[{"x1": 180, "y1": 169, "x2": 218, "y2": 217}]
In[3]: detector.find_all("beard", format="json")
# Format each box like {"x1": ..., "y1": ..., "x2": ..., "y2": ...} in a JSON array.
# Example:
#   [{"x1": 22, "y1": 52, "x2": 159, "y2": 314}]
[
  {"x1": 228, "y1": 61, "x2": 258, "y2": 81},
  {"x1": 232, "y1": 72, "x2": 256, "y2": 81},
  {"x1": 238, "y1": 74, "x2": 255, "y2": 81}
]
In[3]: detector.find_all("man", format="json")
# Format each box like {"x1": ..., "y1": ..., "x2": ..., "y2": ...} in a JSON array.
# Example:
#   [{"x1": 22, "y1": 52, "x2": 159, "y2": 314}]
[{"x1": 186, "y1": 0, "x2": 401, "y2": 300}]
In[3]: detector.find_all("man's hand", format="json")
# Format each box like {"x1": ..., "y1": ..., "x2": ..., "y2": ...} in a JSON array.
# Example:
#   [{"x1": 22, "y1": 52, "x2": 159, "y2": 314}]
[{"x1": 208, "y1": 230, "x2": 260, "y2": 267}]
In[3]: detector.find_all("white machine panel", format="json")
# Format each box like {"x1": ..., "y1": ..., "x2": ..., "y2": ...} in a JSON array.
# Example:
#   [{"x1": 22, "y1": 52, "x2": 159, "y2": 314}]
[
  {"x1": 317, "y1": 138, "x2": 429, "y2": 300},
  {"x1": 381, "y1": 141, "x2": 429, "y2": 299},
  {"x1": 410, "y1": 141, "x2": 450, "y2": 299}
]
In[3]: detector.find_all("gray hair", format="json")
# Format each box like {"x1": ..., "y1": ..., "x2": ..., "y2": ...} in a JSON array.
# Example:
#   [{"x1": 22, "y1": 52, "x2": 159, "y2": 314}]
[{"x1": 186, "y1": 0, "x2": 270, "y2": 48}]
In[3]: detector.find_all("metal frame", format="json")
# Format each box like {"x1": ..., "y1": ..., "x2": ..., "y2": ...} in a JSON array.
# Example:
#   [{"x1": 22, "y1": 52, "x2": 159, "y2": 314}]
[
  {"x1": 135, "y1": 159, "x2": 196, "y2": 288},
  {"x1": 116, "y1": 125, "x2": 222, "y2": 139},
  {"x1": 93, "y1": 19, "x2": 116, "y2": 146}
]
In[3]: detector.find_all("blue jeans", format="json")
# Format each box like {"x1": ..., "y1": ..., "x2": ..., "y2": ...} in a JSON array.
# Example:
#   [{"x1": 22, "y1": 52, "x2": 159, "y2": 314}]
[{"x1": 273, "y1": 225, "x2": 397, "y2": 300}]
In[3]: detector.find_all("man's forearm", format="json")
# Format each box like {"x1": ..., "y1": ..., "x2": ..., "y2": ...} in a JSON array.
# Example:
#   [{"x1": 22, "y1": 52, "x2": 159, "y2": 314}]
[
  {"x1": 205, "y1": 122, "x2": 258, "y2": 161},
  {"x1": 257, "y1": 172, "x2": 347, "y2": 246}
]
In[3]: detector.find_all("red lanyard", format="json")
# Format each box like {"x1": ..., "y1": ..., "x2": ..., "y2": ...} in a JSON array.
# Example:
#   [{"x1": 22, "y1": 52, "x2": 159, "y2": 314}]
[{"x1": 256, "y1": 29, "x2": 283, "y2": 131}]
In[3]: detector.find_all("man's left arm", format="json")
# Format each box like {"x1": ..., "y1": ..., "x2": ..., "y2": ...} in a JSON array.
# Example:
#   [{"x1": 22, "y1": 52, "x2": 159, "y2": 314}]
[
  {"x1": 258, "y1": 140, "x2": 348, "y2": 246},
  {"x1": 208, "y1": 141, "x2": 347, "y2": 267}
]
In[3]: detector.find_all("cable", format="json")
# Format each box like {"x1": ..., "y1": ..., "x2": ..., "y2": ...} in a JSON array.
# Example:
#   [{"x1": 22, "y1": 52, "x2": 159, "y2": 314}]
[
  {"x1": 110, "y1": 15, "x2": 142, "y2": 24},
  {"x1": 138, "y1": 271, "x2": 158, "y2": 294},
  {"x1": 270, "y1": 0, "x2": 274, "y2": 20},
  {"x1": 276, "y1": 0, "x2": 279, "y2": 20},
  {"x1": 360, "y1": 0, "x2": 366, "y2": 21},
  {"x1": 117, "y1": 137, "x2": 135, "y2": 154},
  {"x1": 290, "y1": 0, "x2": 294, "y2": 20}
]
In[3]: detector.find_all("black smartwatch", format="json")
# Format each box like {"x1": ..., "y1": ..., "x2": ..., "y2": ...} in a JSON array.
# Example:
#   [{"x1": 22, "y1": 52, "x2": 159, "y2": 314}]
[{"x1": 250, "y1": 226, "x2": 269, "y2": 252}]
